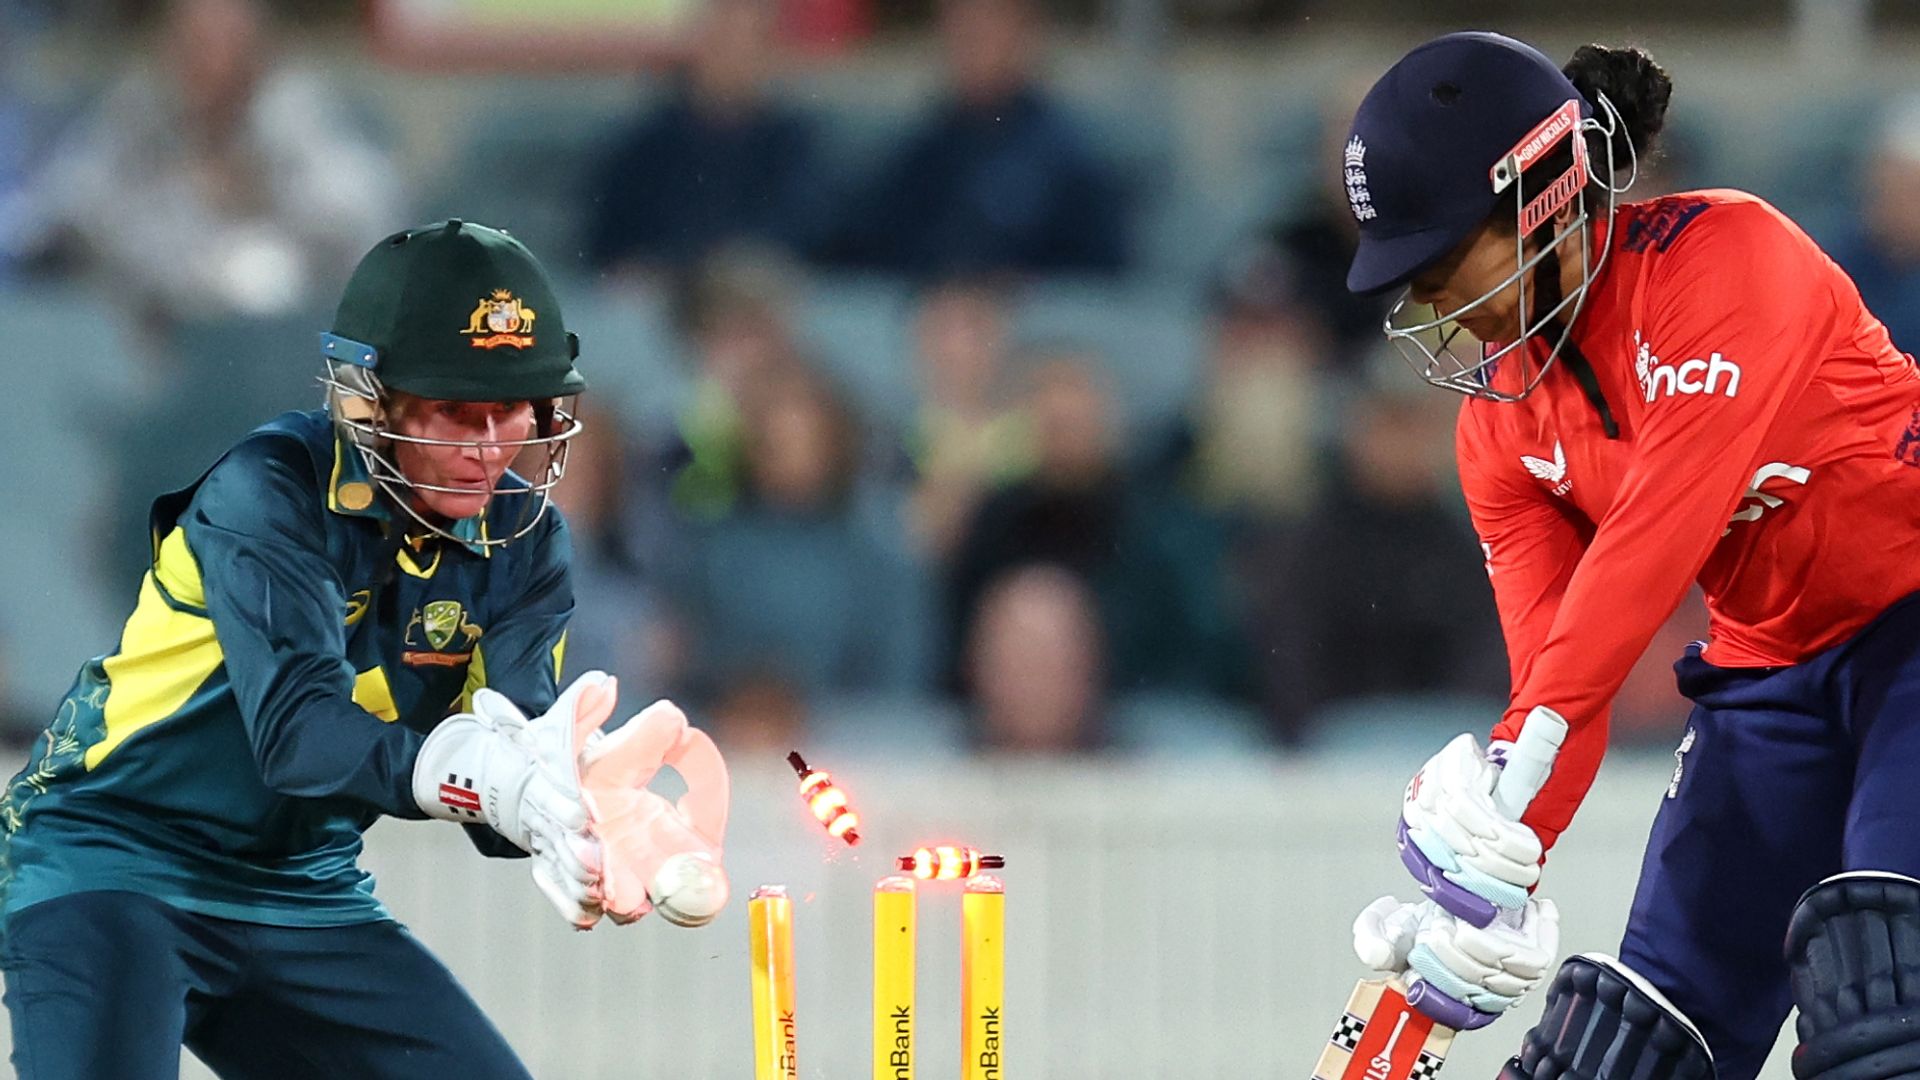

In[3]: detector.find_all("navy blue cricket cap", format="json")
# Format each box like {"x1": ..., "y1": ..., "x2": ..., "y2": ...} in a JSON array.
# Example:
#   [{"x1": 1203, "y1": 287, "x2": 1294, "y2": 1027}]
[{"x1": 1343, "y1": 32, "x2": 1591, "y2": 297}]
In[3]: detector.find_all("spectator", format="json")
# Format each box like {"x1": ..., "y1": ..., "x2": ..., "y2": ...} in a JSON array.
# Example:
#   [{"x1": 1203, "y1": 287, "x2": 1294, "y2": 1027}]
[
  {"x1": 667, "y1": 363, "x2": 931, "y2": 703},
  {"x1": 0, "y1": 123, "x2": 25, "y2": 282},
  {"x1": 1267, "y1": 88, "x2": 1393, "y2": 374},
  {"x1": 906, "y1": 278, "x2": 1036, "y2": 559},
  {"x1": 664, "y1": 246, "x2": 810, "y2": 521},
  {"x1": 964, "y1": 564, "x2": 1105, "y2": 753},
  {"x1": 543, "y1": 401, "x2": 679, "y2": 700},
  {"x1": 947, "y1": 354, "x2": 1242, "y2": 702},
  {"x1": 1243, "y1": 362, "x2": 1507, "y2": 744},
  {"x1": 0, "y1": 642, "x2": 39, "y2": 748},
  {"x1": 825, "y1": 0, "x2": 1127, "y2": 277},
  {"x1": 1153, "y1": 242, "x2": 1326, "y2": 523},
  {"x1": 9, "y1": 0, "x2": 400, "y2": 324},
  {"x1": 708, "y1": 673, "x2": 811, "y2": 755},
  {"x1": 1827, "y1": 94, "x2": 1920, "y2": 355},
  {"x1": 0, "y1": 26, "x2": 48, "y2": 281},
  {"x1": 584, "y1": 0, "x2": 822, "y2": 281},
  {"x1": 1119, "y1": 253, "x2": 1327, "y2": 730}
]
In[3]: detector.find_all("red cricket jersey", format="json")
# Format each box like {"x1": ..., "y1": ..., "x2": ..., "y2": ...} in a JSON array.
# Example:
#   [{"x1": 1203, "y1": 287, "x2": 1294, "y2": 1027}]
[{"x1": 1460, "y1": 189, "x2": 1920, "y2": 851}]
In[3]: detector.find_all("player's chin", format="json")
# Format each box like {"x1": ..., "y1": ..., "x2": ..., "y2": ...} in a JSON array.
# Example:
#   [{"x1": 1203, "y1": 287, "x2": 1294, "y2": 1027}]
[
  {"x1": 1452, "y1": 310, "x2": 1500, "y2": 339},
  {"x1": 416, "y1": 488, "x2": 492, "y2": 521}
]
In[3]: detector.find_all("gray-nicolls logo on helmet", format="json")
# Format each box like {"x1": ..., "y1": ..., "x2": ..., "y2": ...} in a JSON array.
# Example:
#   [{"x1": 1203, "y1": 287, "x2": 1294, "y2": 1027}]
[
  {"x1": 318, "y1": 219, "x2": 586, "y2": 547},
  {"x1": 1344, "y1": 32, "x2": 1666, "y2": 439}
]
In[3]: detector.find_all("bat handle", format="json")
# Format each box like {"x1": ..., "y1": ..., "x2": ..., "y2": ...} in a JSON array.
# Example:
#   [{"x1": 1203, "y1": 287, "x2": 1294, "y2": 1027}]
[{"x1": 1490, "y1": 706, "x2": 1567, "y2": 820}]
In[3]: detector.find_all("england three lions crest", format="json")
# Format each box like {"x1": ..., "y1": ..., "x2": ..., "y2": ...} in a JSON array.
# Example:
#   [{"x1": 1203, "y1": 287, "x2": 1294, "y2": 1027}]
[
  {"x1": 463, "y1": 290, "x2": 537, "y2": 350},
  {"x1": 1344, "y1": 136, "x2": 1376, "y2": 222}
]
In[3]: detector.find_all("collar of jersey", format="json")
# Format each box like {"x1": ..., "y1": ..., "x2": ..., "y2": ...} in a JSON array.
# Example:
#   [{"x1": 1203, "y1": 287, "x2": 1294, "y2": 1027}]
[{"x1": 327, "y1": 435, "x2": 492, "y2": 558}]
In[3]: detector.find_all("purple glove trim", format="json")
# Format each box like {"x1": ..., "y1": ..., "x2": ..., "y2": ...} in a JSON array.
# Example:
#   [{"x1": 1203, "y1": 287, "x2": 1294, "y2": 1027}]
[
  {"x1": 1397, "y1": 818, "x2": 1498, "y2": 928},
  {"x1": 1406, "y1": 978, "x2": 1499, "y2": 1030}
]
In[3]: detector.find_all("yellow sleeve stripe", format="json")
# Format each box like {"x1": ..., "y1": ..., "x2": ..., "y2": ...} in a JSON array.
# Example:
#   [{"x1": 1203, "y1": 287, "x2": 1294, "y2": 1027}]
[
  {"x1": 455, "y1": 632, "x2": 564, "y2": 717},
  {"x1": 90, "y1": 528, "x2": 224, "y2": 770},
  {"x1": 328, "y1": 438, "x2": 346, "y2": 513},
  {"x1": 152, "y1": 523, "x2": 206, "y2": 611},
  {"x1": 460, "y1": 644, "x2": 488, "y2": 714},
  {"x1": 353, "y1": 666, "x2": 399, "y2": 722}
]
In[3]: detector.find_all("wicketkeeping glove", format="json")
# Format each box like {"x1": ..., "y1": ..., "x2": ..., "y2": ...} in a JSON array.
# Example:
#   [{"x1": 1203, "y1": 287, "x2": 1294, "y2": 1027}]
[
  {"x1": 580, "y1": 698, "x2": 731, "y2": 927},
  {"x1": 412, "y1": 671, "x2": 618, "y2": 929}
]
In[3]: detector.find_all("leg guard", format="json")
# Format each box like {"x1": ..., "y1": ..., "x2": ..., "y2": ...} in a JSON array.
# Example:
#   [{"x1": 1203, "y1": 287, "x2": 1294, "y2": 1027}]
[
  {"x1": 1785, "y1": 871, "x2": 1920, "y2": 1080},
  {"x1": 1498, "y1": 953, "x2": 1714, "y2": 1080}
]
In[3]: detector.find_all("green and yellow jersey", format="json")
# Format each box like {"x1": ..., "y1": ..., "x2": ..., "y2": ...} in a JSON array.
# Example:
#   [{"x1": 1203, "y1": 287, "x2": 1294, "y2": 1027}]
[{"x1": 0, "y1": 410, "x2": 573, "y2": 927}]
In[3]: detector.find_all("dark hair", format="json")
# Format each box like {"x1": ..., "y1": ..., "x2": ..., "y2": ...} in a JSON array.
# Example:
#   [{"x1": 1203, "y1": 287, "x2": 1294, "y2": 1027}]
[
  {"x1": 1490, "y1": 43, "x2": 1673, "y2": 239},
  {"x1": 1564, "y1": 44, "x2": 1673, "y2": 178}
]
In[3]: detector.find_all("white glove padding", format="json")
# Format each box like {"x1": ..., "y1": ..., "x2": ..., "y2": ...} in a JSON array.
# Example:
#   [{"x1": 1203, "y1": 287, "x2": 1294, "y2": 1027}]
[
  {"x1": 1353, "y1": 895, "x2": 1560, "y2": 1015},
  {"x1": 412, "y1": 671, "x2": 619, "y2": 929},
  {"x1": 1402, "y1": 732, "x2": 1545, "y2": 911}
]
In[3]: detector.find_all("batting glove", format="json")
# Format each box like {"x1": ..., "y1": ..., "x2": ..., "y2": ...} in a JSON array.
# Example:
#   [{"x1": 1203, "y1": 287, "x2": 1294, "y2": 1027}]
[{"x1": 1353, "y1": 894, "x2": 1560, "y2": 1030}]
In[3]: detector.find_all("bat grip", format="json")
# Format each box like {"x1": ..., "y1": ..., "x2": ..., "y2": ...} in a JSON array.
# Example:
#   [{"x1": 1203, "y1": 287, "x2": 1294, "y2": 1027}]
[{"x1": 1490, "y1": 706, "x2": 1568, "y2": 820}]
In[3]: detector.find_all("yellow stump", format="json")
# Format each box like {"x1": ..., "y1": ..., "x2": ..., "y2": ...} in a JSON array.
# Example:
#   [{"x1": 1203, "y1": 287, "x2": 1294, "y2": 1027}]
[
  {"x1": 750, "y1": 885, "x2": 798, "y2": 1080},
  {"x1": 873, "y1": 875, "x2": 917, "y2": 1080},
  {"x1": 962, "y1": 874, "x2": 1005, "y2": 1080}
]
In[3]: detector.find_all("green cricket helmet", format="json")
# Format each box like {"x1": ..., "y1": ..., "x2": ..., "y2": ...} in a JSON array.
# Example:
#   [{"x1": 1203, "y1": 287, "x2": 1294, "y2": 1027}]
[{"x1": 319, "y1": 220, "x2": 586, "y2": 548}]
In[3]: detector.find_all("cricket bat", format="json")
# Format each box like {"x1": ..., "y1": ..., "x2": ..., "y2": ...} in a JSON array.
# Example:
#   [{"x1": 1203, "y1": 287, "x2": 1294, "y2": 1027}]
[
  {"x1": 1312, "y1": 977, "x2": 1454, "y2": 1080},
  {"x1": 1313, "y1": 708, "x2": 1567, "y2": 1080}
]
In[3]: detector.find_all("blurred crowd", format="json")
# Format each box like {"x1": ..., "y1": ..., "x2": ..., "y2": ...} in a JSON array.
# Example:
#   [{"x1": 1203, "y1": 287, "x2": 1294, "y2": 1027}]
[{"x1": 5, "y1": 0, "x2": 1914, "y2": 756}]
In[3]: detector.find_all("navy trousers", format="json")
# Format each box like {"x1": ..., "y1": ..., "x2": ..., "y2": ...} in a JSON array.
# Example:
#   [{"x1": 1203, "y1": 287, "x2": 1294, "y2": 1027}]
[
  {"x1": 1618, "y1": 594, "x2": 1920, "y2": 1080},
  {"x1": 1, "y1": 890, "x2": 534, "y2": 1080}
]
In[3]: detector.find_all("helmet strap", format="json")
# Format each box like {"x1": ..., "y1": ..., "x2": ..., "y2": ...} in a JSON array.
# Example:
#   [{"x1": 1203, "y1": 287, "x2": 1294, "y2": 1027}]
[{"x1": 1530, "y1": 246, "x2": 1620, "y2": 439}]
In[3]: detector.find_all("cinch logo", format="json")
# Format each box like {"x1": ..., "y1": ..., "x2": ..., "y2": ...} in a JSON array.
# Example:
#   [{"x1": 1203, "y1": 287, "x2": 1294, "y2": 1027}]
[{"x1": 1635, "y1": 333, "x2": 1741, "y2": 402}]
